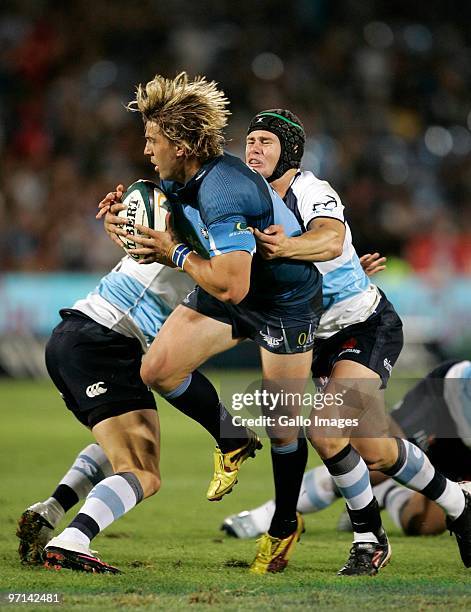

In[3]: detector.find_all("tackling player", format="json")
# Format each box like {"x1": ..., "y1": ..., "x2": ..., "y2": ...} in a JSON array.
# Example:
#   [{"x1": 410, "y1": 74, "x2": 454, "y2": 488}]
[
  {"x1": 222, "y1": 360, "x2": 471, "y2": 538},
  {"x1": 243, "y1": 110, "x2": 471, "y2": 575},
  {"x1": 18, "y1": 256, "x2": 194, "y2": 573}
]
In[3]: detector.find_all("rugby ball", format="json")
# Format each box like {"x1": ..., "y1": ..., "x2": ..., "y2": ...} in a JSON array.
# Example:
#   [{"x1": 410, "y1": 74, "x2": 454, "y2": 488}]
[{"x1": 116, "y1": 180, "x2": 170, "y2": 261}]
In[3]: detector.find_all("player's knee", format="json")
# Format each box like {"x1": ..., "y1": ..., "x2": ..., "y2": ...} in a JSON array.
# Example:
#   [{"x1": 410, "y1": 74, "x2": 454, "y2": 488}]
[
  {"x1": 141, "y1": 351, "x2": 187, "y2": 393},
  {"x1": 140, "y1": 354, "x2": 174, "y2": 391},
  {"x1": 141, "y1": 356, "x2": 161, "y2": 388},
  {"x1": 353, "y1": 439, "x2": 398, "y2": 471}
]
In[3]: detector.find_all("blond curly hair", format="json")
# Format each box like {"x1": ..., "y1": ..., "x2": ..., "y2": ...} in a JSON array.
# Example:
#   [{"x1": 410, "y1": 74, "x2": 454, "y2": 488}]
[{"x1": 128, "y1": 71, "x2": 230, "y2": 161}]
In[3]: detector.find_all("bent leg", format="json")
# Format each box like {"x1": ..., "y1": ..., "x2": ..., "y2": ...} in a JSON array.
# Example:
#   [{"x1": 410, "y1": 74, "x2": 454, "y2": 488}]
[
  {"x1": 400, "y1": 492, "x2": 446, "y2": 536},
  {"x1": 142, "y1": 305, "x2": 249, "y2": 453},
  {"x1": 308, "y1": 360, "x2": 385, "y2": 546},
  {"x1": 51, "y1": 409, "x2": 160, "y2": 550},
  {"x1": 141, "y1": 305, "x2": 240, "y2": 392}
]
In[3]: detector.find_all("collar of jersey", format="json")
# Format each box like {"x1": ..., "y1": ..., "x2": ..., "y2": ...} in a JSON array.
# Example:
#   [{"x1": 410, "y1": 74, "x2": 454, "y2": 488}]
[{"x1": 176, "y1": 154, "x2": 223, "y2": 200}]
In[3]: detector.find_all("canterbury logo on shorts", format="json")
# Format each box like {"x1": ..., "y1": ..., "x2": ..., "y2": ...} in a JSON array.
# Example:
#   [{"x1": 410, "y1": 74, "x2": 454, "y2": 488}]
[{"x1": 86, "y1": 381, "x2": 108, "y2": 398}]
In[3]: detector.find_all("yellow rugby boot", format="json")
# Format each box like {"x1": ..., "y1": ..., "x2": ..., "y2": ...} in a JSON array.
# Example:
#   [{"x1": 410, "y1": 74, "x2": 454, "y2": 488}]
[
  {"x1": 207, "y1": 430, "x2": 262, "y2": 501},
  {"x1": 249, "y1": 513, "x2": 304, "y2": 574}
]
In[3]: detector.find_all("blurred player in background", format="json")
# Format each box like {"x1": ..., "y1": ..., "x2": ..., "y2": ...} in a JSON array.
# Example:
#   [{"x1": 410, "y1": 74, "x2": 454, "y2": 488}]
[
  {"x1": 243, "y1": 110, "x2": 471, "y2": 575},
  {"x1": 223, "y1": 359, "x2": 471, "y2": 538}
]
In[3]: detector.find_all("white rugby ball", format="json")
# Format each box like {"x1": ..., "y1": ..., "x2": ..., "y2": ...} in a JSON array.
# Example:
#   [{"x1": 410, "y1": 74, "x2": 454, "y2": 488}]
[{"x1": 117, "y1": 180, "x2": 170, "y2": 261}]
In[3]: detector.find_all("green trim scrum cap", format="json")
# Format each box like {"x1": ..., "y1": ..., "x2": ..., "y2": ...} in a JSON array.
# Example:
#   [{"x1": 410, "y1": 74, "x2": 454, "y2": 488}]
[{"x1": 247, "y1": 109, "x2": 305, "y2": 181}]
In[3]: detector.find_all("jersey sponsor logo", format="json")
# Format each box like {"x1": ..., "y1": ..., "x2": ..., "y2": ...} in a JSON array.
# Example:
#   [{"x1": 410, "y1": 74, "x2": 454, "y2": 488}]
[
  {"x1": 259, "y1": 330, "x2": 283, "y2": 348},
  {"x1": 312, "y1": 196, "x2": 338, "y2": 213},
  {"x1": 383, "y1": 358, "x2": 392, "y2": 374},
  {"x1": 229, "y1": 221, "x2": 251, "y2": 237},
  {"x1": 297, "y1": 329, "x2": 315, "y2": 348},
  {"x1": 86, "y1": 381, "x2": 108, "y2": 398},
  {"x1": 338, "y1": 337, "x2": 360, "y2": 356}
]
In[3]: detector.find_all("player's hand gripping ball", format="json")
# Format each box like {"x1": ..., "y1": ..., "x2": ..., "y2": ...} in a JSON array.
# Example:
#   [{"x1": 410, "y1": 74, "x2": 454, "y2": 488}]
[{"x1": 116, "y1": 180, "x2": 170, "y2": 261}]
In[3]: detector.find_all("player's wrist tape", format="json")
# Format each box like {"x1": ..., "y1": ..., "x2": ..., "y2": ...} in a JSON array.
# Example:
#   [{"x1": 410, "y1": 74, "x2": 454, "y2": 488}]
[{"x1": 170, "y1": 243, "x2": 192, "y2": 270}]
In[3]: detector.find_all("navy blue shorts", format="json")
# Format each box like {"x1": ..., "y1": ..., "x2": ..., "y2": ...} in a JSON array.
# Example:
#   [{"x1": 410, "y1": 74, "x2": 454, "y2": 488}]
[
  {"x1": 182, "y1": 286, "x2": 323, "y2": 354},
  {"x1": 45, "y1": 310, "x2": 156, "y2": 428},
  {"x1": 312, "y1": 294, "x2": 403, "y2": 388}
]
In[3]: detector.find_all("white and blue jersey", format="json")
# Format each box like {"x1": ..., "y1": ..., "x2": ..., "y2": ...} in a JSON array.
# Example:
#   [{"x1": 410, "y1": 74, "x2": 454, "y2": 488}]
[
  {"x1": 162, "y1": 153, "x2": 322, "y2": 311},
  {"x1": 72, "y1": 256, "x2": 194, "y2": 351},
  {"x1": 283, "y1": 170, "x2": 381, "y2": 338}
]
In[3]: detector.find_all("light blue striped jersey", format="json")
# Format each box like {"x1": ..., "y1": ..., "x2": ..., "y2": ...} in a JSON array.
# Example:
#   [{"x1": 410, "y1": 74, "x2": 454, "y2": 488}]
[
  {"x1": 283, "y1": 170, "x2": 380, "y2": 338},
  {"x1": 73, "y1": 255, "x2": 194, "y2": 350}
]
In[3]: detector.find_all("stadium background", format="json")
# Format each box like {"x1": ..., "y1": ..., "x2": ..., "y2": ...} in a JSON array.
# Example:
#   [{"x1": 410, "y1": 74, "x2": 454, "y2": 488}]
[
  {"x1": 0, "y1": 0, "x2": 470, "y2": 377},
  {"x1": 1, "y1": 1, "x2": 471, "y2": 608}
]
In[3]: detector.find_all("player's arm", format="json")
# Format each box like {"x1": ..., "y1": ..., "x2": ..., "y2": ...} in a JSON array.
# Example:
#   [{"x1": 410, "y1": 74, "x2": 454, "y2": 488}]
[
  {"x1": 124, "y1": 218, "x2": 253, "y2": 305},
  {"x1": 180, "y1": 215, "x2": 254, "y2": 303},
  {"x1": 182, "y1": 250, "x2": 252, "y2": 304},
  {"x1": 253, "y1": 217, "x2": 345, "y2": 262}
]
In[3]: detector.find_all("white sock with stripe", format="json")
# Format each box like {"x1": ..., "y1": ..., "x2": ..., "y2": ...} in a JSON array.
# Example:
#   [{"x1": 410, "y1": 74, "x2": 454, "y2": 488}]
[
  {"x1": 41, "y1": 444, "x2": 113, "y2": 527},
  {"x1": 384, "y1": 439, "x2": 465, "y2": 520},
  {"x1": 58, "y1": 472, "x2": 144, "y2": 546},
  {"x1": 324, "y1": 444, "x2": 380, "y2": 543}
]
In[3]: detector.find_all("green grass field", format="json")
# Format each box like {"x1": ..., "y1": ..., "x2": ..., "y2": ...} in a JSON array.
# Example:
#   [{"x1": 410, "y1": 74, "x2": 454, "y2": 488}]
[{"x1": 1, "y1": 375, "x2": 470, "y2": 611}]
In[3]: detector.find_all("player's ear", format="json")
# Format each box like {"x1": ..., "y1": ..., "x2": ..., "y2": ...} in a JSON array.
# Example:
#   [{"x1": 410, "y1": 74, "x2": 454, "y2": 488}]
[{"x1": 175, "y1": 145, "x2": 185, "y2": 157}]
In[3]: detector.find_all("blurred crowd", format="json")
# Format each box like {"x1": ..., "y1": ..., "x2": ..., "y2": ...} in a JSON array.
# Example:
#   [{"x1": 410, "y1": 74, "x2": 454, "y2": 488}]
[{"x1": 0, "y1": 0, "x2": 470, "y2": 275}]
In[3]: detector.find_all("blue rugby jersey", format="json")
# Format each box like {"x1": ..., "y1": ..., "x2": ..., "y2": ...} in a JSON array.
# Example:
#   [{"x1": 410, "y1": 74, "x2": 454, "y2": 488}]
[{"x1": 162, "y1": 153, "x2": 321, "y2": 310}]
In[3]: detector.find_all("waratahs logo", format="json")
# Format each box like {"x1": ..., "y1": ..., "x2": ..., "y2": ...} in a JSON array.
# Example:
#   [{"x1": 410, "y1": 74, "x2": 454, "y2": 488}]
[{"x1": 312, "y1": 196, "x2": 338, "y2": 213}]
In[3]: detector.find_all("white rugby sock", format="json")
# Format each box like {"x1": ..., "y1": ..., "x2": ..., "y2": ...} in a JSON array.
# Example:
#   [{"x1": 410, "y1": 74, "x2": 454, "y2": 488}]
[
  {"x1": 385, "y1": 439, "x2": 465, "y2": 520},
  {"x1": 40, "y1": 444, "x2": 112, "y2": 526},
  {"x1": 55, "y1": 443, "x2": 113, "y2": 500},
  {"x1": 59, "y1": 473, "x2": 144, "y2": 545},
  {"x1": 324, "y1": 445, "x2": 380, "y2": 543}
]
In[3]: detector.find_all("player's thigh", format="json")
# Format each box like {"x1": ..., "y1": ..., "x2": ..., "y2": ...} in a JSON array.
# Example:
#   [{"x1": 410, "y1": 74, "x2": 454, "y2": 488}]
[
  {"x1": 329, "y1": 360, "x2": 399, "y2": 467},
  {"x1": 307, "y1": 359, "x2": 384, "y2": 458},
  {"x1": 141, "y1": 304, "x2": 241, "y2": 390},
  {"x1": 260, "y1": 347, "x2": 313, "y2": 382},
  {"x1": 92, "y1": 408, "x2": 161, "y2": 497}
]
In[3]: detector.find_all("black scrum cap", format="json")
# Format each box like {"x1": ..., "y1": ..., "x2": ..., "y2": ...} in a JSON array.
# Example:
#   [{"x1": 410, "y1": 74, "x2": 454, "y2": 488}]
[{"x1": 247, "y1": 109, "x2": 305, "y2": 181}]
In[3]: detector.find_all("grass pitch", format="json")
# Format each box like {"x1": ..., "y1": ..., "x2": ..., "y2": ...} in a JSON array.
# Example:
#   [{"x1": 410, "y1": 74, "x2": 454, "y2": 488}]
[{"x1": 0, "y1": 375, "x2": 470, "y2": 611}]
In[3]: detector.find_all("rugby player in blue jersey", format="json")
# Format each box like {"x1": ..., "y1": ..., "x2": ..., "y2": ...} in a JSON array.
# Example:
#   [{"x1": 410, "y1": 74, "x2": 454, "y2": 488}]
[
  {"x1": 39, "y1": 74, "x2": 324, "y2": 573},
  {"x1": 237, "y1": 110, "x2": 471, "y2": 575}
]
